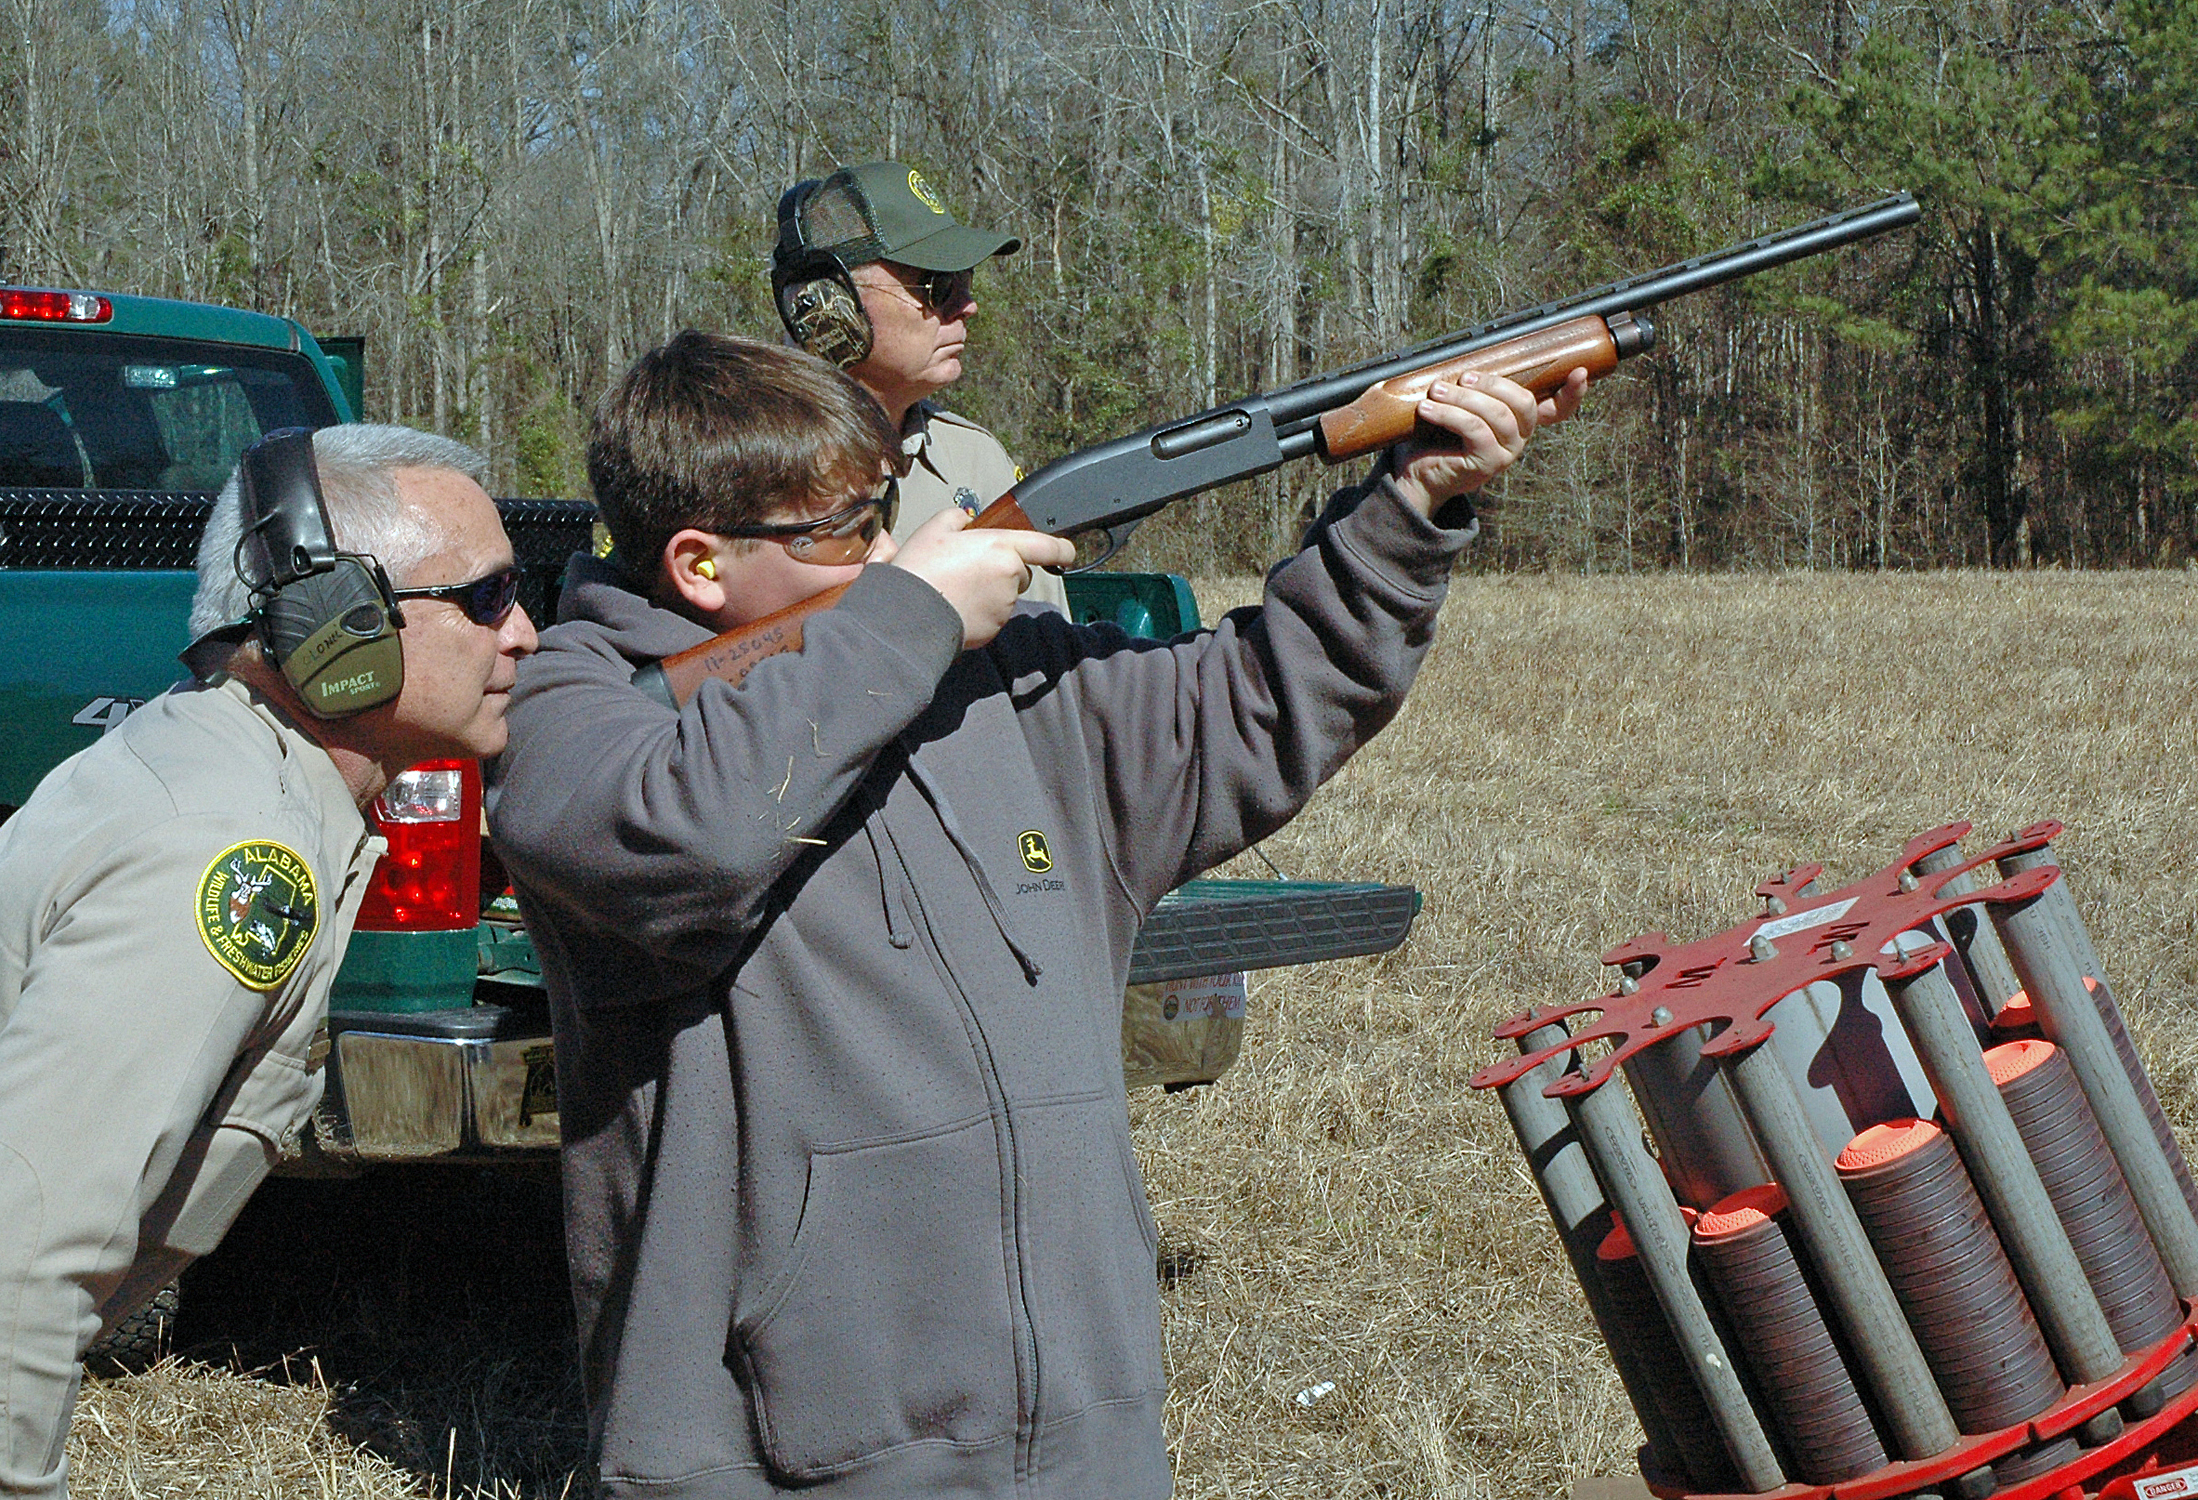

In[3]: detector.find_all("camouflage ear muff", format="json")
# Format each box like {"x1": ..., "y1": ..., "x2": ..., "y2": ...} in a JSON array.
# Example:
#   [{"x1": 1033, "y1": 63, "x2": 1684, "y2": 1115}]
[{"x1": 772, "y1": 181, "x2": 873, "y2": 368}]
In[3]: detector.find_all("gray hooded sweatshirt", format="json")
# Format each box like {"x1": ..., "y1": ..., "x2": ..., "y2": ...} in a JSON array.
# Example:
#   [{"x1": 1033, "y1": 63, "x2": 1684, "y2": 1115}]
[{"x1": 486, "y1": 477, "x2": 1475, "y2": 1499}]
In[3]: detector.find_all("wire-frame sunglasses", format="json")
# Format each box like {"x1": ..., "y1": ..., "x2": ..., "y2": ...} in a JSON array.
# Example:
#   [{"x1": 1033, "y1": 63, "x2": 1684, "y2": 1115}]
[
  {"x1": 390, "y1": 564, "x2": 524, "y2": 626},
  {"x1": 722, "y1": 478, "x2": 900, "y2": 566}
]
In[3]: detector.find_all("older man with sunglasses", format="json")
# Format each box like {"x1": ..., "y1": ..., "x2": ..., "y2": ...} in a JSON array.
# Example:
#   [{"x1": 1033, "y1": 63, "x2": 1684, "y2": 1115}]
[
  {"x1": 0, "y1": 424, "x2": 535, "y2": 1498},
  {"x1": 769, "y1": 159, "x2": 1068, "y2": 610}
]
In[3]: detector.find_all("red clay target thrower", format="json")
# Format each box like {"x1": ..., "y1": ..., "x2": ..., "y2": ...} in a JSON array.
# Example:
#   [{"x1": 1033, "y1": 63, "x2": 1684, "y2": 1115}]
[{"x1": 1471, "y1": 822, "x2": 2198, "y2": 1500}]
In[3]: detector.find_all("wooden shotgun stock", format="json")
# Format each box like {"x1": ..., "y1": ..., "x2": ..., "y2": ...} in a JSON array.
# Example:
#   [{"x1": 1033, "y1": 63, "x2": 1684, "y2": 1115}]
[{"x1": 631, "y1": 498, "x2": 1040, "y2": 709}]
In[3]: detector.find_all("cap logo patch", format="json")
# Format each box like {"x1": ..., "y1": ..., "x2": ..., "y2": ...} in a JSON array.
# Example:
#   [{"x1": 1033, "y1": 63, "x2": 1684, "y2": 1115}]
[
  {"x1": 908, "y1": 170, "x2": 946, "y2": 215},
  {"x1": 196, "y1": 839, "x2": 319, "y2": 990},
  {"x1": 1018, "y1": 830, "x2": 1053, "y2": 873}
]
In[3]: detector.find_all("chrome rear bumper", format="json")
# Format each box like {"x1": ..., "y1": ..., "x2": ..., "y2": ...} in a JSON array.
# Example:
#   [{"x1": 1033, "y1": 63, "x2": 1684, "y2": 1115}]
[
  {"x1": 298, "y1": 1004, "x2": 560, "y2": 1166},
  {"x1": 288, "y1": 878, "x2": 1422, "y2": 1167}
]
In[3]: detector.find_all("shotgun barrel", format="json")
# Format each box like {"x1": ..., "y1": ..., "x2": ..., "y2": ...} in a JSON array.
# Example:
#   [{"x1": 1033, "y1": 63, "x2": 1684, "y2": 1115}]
[{"x1": 998, "y1": 192, "x2": 1919, "y2": 538}]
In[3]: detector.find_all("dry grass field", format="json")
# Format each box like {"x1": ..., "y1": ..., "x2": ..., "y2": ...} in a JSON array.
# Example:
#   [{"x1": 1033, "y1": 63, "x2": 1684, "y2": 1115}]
[{"x1": 69, "y1": 570, "x2": 2198, "y2": 1498}]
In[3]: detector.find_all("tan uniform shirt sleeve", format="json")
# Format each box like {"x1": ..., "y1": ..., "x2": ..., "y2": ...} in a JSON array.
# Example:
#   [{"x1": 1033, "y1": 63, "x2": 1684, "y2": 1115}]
[{"x1": 0, "y1": 817, "x2": 304, "y2": 1492}]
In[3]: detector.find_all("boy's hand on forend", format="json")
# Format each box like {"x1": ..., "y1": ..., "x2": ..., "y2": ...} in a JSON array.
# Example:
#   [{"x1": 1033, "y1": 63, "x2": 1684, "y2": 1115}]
[{"x1": 1388, "y1": 366, "x2": 1589, "y2": 516}]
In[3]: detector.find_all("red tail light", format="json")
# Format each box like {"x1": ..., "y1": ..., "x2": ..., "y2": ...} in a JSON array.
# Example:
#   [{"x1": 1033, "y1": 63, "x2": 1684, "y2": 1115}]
[
  {"x1": 356, "y1": 759, "x2": 481, "y2": 931},
  {"x1": 0, "y1": 289, "x2": 112, "y2": 323}
]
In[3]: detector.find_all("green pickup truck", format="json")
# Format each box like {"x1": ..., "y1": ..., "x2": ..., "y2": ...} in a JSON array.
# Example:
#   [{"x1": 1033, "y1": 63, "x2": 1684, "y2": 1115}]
[{"x1": 0, "y1": 284, "x2": 1422, "y2": 1173}]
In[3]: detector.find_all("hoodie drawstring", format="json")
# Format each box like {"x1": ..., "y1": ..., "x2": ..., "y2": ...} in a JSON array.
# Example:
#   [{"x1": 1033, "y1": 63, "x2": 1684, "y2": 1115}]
[{"x1": 859, "y1": 789, "x2": 914, "y2": 950}]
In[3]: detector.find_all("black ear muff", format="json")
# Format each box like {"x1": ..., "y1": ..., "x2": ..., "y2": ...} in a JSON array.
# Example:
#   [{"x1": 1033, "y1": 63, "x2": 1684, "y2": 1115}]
[
  {"x1": 200, "y1": 427, "x2": 407, "y2": 717},
  {"x1": 772, "y1": 181, "x2": 872, "y2": 368}
]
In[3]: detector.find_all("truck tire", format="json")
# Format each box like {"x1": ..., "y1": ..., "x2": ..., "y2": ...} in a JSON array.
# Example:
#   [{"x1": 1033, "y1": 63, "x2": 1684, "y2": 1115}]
[{"x1": 83, "y1": 1282, "x2": 177, "y2": 1374}]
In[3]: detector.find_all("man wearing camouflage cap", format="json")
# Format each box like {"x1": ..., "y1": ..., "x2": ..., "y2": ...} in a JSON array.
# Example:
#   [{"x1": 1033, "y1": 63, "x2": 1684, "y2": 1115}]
[{"x1": 770, "y1": 159, "x2": 1066, "y2": 609}]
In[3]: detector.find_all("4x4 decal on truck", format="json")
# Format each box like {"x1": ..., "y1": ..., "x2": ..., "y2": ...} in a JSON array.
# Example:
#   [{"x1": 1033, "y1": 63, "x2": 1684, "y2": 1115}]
[{"x1": 71, "y1": 696, "x2": 144, "y2": 733}]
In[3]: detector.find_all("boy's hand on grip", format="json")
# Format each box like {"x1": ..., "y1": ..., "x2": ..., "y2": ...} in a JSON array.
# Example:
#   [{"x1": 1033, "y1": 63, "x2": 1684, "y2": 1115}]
[{"x1": 889, "y1": 508, "x2": 1077, "y2": 650}]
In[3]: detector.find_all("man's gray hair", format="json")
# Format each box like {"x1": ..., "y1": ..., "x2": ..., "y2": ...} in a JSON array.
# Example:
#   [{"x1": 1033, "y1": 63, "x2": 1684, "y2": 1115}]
[{"x1": 188, "y1": 424, "x2": 492, "y2": 639}]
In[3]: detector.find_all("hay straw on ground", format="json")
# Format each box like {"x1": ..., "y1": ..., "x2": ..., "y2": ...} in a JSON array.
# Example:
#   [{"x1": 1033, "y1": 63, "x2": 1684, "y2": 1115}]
[{"x1": 70, "y1": 1356, "x2": 421, "y2": 1499}]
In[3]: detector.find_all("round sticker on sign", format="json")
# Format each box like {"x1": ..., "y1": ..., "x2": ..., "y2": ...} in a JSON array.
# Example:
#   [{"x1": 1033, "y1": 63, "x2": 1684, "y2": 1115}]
[
  {"x1": 196, "y1": 840, "x2": 319, "y2": 990},
  {"x1": 1121, "y1": 971, "x2": 1250, "y2": 1090}
]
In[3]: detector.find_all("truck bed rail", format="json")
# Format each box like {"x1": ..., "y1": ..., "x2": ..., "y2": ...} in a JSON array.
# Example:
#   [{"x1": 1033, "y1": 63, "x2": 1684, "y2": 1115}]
[
  {"x1": 0, "y1": 489, "x2": 598, "y2": 625},
  {"x1": 1127, "y1": 879, "x2": 1422, "y2": 984}
]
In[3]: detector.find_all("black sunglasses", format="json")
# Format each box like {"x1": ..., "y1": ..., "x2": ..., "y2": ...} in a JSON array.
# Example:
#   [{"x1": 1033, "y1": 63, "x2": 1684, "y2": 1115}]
[
  {"x1": 722, "y1": 479, "x2": 900, "y2": 566},
  {"x1": 390, "y1": 564, "x2": 523, "y2": 626}
]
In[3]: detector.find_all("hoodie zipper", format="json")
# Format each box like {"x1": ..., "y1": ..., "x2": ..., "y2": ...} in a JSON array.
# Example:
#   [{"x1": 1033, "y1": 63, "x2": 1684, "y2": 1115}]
[{"x1": 870, "y1": 803, "x2": 1045, "y2": 1482}]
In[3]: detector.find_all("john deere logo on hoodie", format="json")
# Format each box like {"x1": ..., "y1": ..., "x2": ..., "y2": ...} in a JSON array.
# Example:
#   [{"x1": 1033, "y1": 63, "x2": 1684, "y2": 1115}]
[
  {"x1": 196, "y1": 840, "x2": 318, "y2": 990},
  {"x1": 1018, "y1": 830, "x2": 1053, "y2": 873}
]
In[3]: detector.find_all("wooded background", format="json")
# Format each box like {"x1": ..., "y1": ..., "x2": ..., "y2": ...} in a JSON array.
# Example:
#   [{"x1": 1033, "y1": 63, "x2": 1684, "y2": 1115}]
[{"x1": 5, "y1": 0, "x2": 2193, "y2": 574}]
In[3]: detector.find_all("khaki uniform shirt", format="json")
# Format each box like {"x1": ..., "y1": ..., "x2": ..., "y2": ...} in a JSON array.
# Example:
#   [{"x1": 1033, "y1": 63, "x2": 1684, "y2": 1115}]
[
  {"x1": 894, "y1": 402, "x2": 1069, "y2": 612},
  {"x1": 0, "y1": 675, "x2": 384, "y2": 1497}
]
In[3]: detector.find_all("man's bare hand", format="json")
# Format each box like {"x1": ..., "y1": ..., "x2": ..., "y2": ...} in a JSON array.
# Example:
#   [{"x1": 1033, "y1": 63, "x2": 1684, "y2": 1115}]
[
  {"x1": 887, "y1": 508, "x2": 1078, "y2": 649},
  {"x1": 1387, "y1": 366, "x2": 1590, "y2": 517}
]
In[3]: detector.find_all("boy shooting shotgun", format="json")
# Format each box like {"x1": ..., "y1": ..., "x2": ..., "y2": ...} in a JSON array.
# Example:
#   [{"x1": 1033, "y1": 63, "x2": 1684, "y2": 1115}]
[
  {"x1": 486, "y1": 331, "x2": 1579, "y2": 1497},
  {"x1": 638, "y1": 190, "x2": 1918, "y2": 709}
]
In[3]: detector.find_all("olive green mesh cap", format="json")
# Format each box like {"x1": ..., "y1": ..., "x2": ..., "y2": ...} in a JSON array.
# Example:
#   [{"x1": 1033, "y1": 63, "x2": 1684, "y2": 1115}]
[{"x1": 797, "y1": 161, "x2": 1019, "y2": 272}]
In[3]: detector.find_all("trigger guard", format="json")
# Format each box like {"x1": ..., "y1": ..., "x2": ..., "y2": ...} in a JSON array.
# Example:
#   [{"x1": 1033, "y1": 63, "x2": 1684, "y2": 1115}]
[{"x1": 1065, "y1": 522, "x2": 1134, "y2": 575}]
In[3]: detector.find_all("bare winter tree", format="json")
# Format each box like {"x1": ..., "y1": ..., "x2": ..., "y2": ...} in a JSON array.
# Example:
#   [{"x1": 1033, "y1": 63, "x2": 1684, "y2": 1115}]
[{"x1": 0, "y1": 0, "x2": 2180, "y2": 571}]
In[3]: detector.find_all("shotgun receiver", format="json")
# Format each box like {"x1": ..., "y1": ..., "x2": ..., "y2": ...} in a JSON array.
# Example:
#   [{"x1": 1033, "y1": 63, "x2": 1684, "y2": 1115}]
[{"x1": 636, "y1": 191, "x2": 1920, "y2": 709}]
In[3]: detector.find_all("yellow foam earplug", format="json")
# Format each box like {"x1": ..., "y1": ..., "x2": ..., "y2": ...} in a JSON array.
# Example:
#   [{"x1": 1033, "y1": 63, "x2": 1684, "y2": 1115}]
[{"x1": 696, "y1": 559, "x2": 717, "y2": 580}]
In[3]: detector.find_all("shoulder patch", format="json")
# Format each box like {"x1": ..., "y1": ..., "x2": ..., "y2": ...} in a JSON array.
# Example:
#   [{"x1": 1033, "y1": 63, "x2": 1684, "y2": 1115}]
[{"x1": 196, "y1": 840, "x2": 320, "y2": 990}]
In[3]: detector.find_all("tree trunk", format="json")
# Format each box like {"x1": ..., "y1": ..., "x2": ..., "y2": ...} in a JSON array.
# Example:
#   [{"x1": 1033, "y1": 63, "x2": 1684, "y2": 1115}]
[{"x1": 1967, "y1": 217, "x2": 2023, "y2": 566}]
